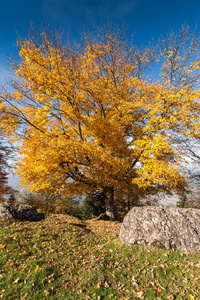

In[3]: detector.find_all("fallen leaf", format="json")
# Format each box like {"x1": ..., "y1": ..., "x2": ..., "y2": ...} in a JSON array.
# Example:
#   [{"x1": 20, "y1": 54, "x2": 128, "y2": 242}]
[
  {"x1": 35, "y1": 265, "x2": 39, "y2": 273},
  {"x1": 13, "y1": 278, "x2": 20, "y2": 284},
  {"x1": 136, "y1": 291, "x2": 144, "y2": 299},
  {"x1": 6, "y1": 261, "x2": 14, "y2": 267},
  {"x1": 21, "y1": 292, "x2": 28, "y2": 300},
  {"x1": 44, "y1": 289, "x2": 49, "y2": 297},
  {"x1": 94, "y1": 284, "x2": 100, "y2": 290},
  {"x1": 19, "y1": 251, "x2": 28, "y2": 256}
]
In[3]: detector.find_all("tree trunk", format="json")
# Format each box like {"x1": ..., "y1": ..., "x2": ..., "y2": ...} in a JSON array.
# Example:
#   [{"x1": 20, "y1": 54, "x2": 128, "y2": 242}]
[
  {"x1": 103, "y1": 186, "x2": 116, "y2": 220},
  {"x1": 127, "y1": 199, "x2": 130, "y2": 212}
]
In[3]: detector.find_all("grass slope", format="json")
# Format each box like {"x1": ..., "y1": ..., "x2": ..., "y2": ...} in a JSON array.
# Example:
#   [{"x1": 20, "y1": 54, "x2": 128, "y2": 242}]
[{"x1": 0, "y1": 214, "x2": 200, "y2": 300}]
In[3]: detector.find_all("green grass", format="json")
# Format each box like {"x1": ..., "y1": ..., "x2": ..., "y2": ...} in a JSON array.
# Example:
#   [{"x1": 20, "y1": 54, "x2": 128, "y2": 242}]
[{"x1": 0, "y1": 214, "x2": 200, "y2": 299}]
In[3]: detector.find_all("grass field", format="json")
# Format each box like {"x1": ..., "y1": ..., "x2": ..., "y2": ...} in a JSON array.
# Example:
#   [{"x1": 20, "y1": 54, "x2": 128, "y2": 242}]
[{"x1": 0, "y1": 214, "x2": 200, "y2": 299}]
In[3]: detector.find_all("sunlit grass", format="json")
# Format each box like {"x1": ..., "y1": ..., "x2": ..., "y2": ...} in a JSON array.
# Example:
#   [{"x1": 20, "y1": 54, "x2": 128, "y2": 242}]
[{"x1": 0, "y1": 214, "x2": 200, "y2": 299}]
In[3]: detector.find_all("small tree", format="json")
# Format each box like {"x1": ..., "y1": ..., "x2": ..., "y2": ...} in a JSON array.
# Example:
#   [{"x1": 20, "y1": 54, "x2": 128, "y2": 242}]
[
  {"x1": 53, "y1": 194, "x2": 80, "y2": 215},
  {"x1": 8, "y1": 192, "x2": 16, "y2": 204},
  {"x1": 81, "y1": 189, "x2": 106, "y2": 219},
  {"x1": 20, "y1": 191, "x2": 39, "y2": 207}
]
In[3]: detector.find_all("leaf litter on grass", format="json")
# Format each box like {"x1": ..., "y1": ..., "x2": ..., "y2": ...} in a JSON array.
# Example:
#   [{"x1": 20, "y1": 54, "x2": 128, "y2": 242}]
[{"x1": 0, "y1": 214, "x2": 200, "y2": 299}]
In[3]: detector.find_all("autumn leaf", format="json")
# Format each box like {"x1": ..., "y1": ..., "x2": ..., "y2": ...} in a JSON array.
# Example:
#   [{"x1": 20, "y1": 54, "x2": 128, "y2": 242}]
[
  {"x1": 35, "y1": 265, "x2": 39, "y2": 273},
  {"x1": 94, "y1": 284, "x2": 100, "y2": 290},
  {"x1": 44, "y1": 289, "x2": 49, "y2": 297},
  {"x1": 13, "y1": 278, "x2": 20, "y2": 284},
  {"x1": 6, "y1": 261, "x2": 14, "y2": 267},
  {"x1": 19, "y1": 251, "x2": 28, "y2": 256},
  {"x1": 136, "y1": 291, "x2": 144, "y2": 299}
]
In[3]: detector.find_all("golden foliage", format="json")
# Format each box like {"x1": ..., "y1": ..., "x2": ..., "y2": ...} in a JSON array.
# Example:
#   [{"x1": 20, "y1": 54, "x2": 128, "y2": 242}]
[{"x1": 0, "y1": 25, "x2": 200, "y2": 200}]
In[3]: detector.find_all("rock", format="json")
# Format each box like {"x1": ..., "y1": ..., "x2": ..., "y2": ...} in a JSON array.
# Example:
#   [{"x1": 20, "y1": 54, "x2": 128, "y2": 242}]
[
  {"x1": 0, "y1": 203, "x2": 45, "y2": 221},
  {"x1": 0, "y1": 203, "x2": 13, "y2": 219},
  {"x1": 119, "y1": 206, "x2": 200, "y2": 253}
]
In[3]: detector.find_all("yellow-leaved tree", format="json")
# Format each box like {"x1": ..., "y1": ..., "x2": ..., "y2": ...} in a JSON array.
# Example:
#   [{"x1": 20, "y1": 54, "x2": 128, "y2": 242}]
[{"x1": 0, "y1": 25, "x2": 200, "y2": 219}]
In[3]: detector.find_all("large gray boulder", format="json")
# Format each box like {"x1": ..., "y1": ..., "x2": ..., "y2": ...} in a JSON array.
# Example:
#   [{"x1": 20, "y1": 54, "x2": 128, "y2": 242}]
[
  {"x1": 119, "y1": 206, "x2": 200, "y2": 253},
  {"x1": 0, "y1": 203, "x2": 44, "y2": 221}
]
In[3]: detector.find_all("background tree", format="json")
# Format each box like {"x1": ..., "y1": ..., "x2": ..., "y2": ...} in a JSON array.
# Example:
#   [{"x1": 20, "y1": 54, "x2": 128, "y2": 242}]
[
  {"x1": 179, "y1": 139, "x2": 200, "y2": 184},
  {"x1": 176, "y1": 194, "x2": 188, "y2": 208},
  {"x1": 20, "y1": 191, "x2": 80, "y2": 214},
  {"x1": 186, "y1": 188, "x2": 200, "y2": 208},
  {"x1": 175, "y1": 137, "x2": 200, "y2": 208},
  {"x1": 8, "y1": 192, "x2": 16, "y2": 204},
  {"x1": 0, "y1": 134, "x2": 14, "y2": 202},
  {"x1": 0, "y1": 25, "x2": 200, "y2": 219},
  {"x1": 80, "y1": 189, "x2": 106, "y2": 220},
  {"x1": 114, "y1": 191, "x2": 140, "y2": 221},
  {"x1": 176, "y1": 187, "x2": 200, "y2": 209},
  {"x1": 20, "y1": 191, "x2": 36, "y2": 207}
]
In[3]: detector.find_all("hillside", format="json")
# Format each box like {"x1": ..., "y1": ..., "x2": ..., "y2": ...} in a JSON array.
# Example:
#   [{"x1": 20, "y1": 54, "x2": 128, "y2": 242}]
[{"x1": 0, "y1": 214, "x2": 200, "y2": 299}]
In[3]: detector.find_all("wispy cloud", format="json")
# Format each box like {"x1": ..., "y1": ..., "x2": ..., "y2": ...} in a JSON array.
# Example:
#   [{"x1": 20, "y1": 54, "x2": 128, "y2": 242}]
[
  {"x1": 42, "y1": 0, "x2": 140, "y2": 30},
  {"x1": 42, "y1": 0, "x2": 95, "y2": 27},
  {"x1": 111, "y1": 0, "x2": 138, "y2": 19}
]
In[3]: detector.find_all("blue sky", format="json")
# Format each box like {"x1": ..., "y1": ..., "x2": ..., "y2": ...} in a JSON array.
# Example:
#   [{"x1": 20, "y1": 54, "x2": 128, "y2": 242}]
[
  {"x1": 1, "y1": 0, "x2": 200, "y2": 84},
  {"x1": 1, "y1": 0, "x2": 200, "y2": 190}
]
